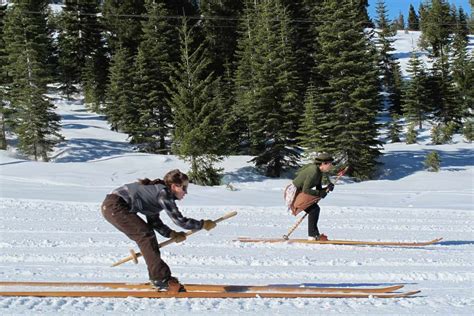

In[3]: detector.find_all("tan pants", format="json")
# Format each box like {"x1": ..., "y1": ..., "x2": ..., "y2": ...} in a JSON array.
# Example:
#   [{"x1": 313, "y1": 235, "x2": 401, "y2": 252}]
[
  {"x1": 291, "y1": 192, "x2": 321, "y2": 216},
  {"x1": 101, "y1": 194, "x2": 171, "y2": 281}
]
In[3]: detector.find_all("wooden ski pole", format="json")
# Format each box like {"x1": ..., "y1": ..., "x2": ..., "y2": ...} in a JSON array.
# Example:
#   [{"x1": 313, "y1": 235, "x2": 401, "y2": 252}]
[
  {"x1": 282, "y1": 213, "x2": 308, "y2": 240},
  {"x1": 111, "y1": 211, "x2": 237, "y2": 267},
  {"x1": 282, "y1": 166, "x2": 349, "y2": 240}
]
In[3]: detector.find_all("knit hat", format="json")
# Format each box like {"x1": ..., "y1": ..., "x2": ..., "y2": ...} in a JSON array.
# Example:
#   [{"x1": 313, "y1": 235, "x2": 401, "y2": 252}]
[{"x1": 314, "y1": 153, "x2": 334, "y2": 163}]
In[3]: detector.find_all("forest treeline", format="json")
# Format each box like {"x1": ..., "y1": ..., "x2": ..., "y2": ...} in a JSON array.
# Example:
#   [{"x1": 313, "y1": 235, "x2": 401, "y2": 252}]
[{"x1": 0, "y1": 0, "x2": 472, "y2": 184}]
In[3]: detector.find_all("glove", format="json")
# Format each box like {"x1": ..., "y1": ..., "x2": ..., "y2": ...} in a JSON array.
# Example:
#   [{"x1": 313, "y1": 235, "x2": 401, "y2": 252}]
[
  {"x1": 326, "y1": 183, "x2": 335, "y2": 192},
  {"x1": 202, "y1": 220, "x2": 216, "y2": 231},
  {"x1": 319, "y1": 190, "x2": 328, "y2": 199},
  {"x1": 169, "y1": 231, "x2": 187, "y2": 243}
]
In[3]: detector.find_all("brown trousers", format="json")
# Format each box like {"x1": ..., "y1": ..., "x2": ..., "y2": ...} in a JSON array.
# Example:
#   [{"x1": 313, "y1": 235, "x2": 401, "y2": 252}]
[
  {"x1": 291, "y1": 192, "x2": 321, "y2": 216},
  {"x1": 101, "y1": 194, "x2": 171, "y2": 281}
]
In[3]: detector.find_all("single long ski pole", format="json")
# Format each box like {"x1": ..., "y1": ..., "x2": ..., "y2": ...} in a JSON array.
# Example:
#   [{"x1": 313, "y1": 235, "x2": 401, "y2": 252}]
[
  {"x1": 111, "y1": 211, "x2": 237, "y2": 267},
  {"x1": 283, "y1": 166, "x2": 348, "y2": 240}
]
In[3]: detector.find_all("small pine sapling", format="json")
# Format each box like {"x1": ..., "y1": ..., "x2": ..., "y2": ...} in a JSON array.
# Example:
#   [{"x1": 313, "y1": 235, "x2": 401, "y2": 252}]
[
  {"x1": 463, "y1": 120, "x2": 473, "y2": 142},
  {"x1": 406, "y1": 123, "x2": 417, "y2": 144},
  {"x1": 431, "y1": 124, "x2": 443, "y2": 144},
  {"x1": 424, "y1": 151, "x2": 441, "y2": 172}
]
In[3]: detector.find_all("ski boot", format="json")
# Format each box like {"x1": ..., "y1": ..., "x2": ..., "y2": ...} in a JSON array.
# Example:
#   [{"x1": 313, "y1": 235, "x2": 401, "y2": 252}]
[
  {"x1": 308, "y1": 234, "x2": 329, "y2": 241},
  {"x1": 150, "y1": 276, "x2": 186, "y2": 293}
]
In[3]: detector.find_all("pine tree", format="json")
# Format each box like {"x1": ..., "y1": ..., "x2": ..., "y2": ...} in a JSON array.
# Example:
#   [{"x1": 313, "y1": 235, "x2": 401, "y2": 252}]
[
  {"x1": 56, "y1": 2, "x2": 81, "y2": 98},
  {"x1": 407, "y1": 4, "x2": 419, "y2": 30},
  {"x1": 406, "y1": 123, "x2": 417, "y2": 144},
  {"x1": 82, "y1": 45, "x2": 108, "y2": 112},
  {"x1": 428, "y1": 53, "x2": 461, "y2": 126},
  {"x1": 102, "y1": 0, "x2": 146, "y2": 54},
  {"x1": 451, "y1": 8, "x2": 473, "y2": 121},
  {"x1": 424, "y1": 151, "x2": 441, "y2": 172},
  {"x1": 0, "y1": 3, "x2": 9, "y2": 149},
  {"x1": 402, "y1": 51, "x2": 431, "y2": 130},
  {"x1": 296, "y1": 84, "x2": 324, "y2": 156},
  {"x1": 430, "y1": 123, "x2": 443, "y2": 144},
  {"x1": 55, "y1": 0, "x2": 105, "y2": 106},
  {"x1": 234, "y1": 0, "x2": 301, "y2": 177},
  {"x1": 199, "y1": 0, "x2": 243, "y2": 156},
  {"x1": 166, "y1": 18, "x2": 225, "y2": 185},
  {"x1": 3, "y1": 1, "x2": 63, "y2": 161},
  {"x1": 105, "y1": 47, "x2": 135, "y2": 132},
  {"x1": 280, "y1": 0, "x2": 320, "y2": 110},
  {"x1": 131, "y1": 0, "x2": 174, "y2": 152},
  {"x1": 199, "y1": 0, "x2": 243, "y2": 78},
  {"x1": 419, "y1": 0, "x2": 454, "y2": 58},
  {"x1": 356, "y1": 0, "x2": 373, "y2": 28},
  {"x1": 392, "y1": 12, "x2": 405, "y2": 31},
  {"x1": 311, "y1": 0, "x2": 382, "y2": 180},
  {"x1": 387, "y1": 113, "x2": 402, "y2": 143},
  {"x1": 375, "y1": 0, "x2": 403, "y2": 114}
]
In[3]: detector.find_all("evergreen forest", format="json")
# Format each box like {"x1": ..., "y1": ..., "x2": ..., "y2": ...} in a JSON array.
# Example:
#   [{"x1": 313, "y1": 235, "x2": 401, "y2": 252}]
[{"x1": 0, "y1": 0, "x2": 472, "y2": 184}]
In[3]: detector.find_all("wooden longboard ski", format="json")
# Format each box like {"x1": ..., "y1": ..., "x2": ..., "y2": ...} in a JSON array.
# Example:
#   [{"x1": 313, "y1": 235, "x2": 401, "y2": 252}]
[
  {"x1": 236, "y1": 237, "x2": 443, "y2": 247},
  {"x1": 0, "y1": 289, "x2": 421, "y2": 299},
  {"x1": 0, "y1": 281, "x2": 404, "y2": 294}
]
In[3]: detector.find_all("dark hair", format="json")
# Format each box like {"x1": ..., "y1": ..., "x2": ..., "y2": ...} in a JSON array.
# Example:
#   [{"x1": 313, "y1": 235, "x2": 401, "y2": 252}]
[{"x1": 138, "y1": 169, "x2": 188, "y2": 187}]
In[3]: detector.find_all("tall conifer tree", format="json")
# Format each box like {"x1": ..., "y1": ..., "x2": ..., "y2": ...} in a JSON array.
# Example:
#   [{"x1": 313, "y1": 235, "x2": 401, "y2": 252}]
[
  {"x1": 199, "y1": 0, "x2": 243, "y2": 78},
  {"x1": 57, "y1": 0, "x2": 105, "y2": 104},
  {"x1": 297, "y1": 84, "x2": 325, "y2": 156},
  {"x1": 408, "y1": 4, "x2": 419, "y2": 30},
  {"x1": 3, "y1": 1, "x2": 62, "y2": 161},
  {"x1": 166, "y1": 18, "x2": 226, "y2": 185},
  {"x1": 420, "y1": 0, "x2": 454, "y2": 58},
  {"x1": 131, "y1": 0, "x2": 174, "y2": 152},
  {"x1": 402, "y1": 51, "x2": 431, "y2": 129},
  {"x1": 105, "y1": 47, "x2": 135, "y2": 133},
  {"x1": 0, "y1": 3, "x2": 9, "y2": 149},
  {"x1": 234, "y1": 0, "x2": 301, "y2": 177},
  {"x1": 427, "y1": 54, "x2": 460, "y2": 125},
  {"x1": 312, "y1": 0, "x2": 382, "y2": 179},
  {"x1": 375, "y1": 0, "x2": 403, "y2": 114},
  {"x1": 451, "y1": 8, "x2": 473, "y2": 121},
  {"x1": 102, "y1": 0, "x2": 146, "y2": 54}
]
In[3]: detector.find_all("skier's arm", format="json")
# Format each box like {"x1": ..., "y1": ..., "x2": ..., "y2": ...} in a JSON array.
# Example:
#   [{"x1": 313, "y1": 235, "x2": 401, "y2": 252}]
[
  {"x1": 302, "y1": 176, "x2": 328, "y2": 198},
  {"x1": 146, "y1": 215, "x2": 173, "y2": 238},
  {"x1": 157, "y1": 190, "x2": 203, "y2": 230}
]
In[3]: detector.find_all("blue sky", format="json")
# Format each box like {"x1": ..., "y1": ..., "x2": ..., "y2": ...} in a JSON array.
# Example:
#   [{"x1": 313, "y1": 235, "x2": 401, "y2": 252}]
[{"x1": 367, "y1": 0, "x2": 471, "y2": 21}]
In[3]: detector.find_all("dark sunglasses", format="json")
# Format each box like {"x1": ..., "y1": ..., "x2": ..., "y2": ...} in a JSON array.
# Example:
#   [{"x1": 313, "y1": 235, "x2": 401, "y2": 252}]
[{"x1": 178, "y1": 184, "x2": 188, "y2": 192}]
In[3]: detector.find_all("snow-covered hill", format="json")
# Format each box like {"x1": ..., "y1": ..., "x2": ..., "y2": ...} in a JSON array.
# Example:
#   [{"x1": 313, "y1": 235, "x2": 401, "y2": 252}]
[{"x1": 0, "y1": 31, "x2": 473, "y2": 315}]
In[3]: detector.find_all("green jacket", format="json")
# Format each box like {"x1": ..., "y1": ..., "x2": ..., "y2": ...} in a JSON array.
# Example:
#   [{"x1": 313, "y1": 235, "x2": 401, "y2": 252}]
[{"x1": 292, "y1": 163, "x2": 326, "y2": 197}]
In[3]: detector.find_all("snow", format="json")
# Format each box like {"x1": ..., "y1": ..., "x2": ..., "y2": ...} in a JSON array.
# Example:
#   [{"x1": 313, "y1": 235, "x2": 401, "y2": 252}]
[{"x1": 1, "y1": 32, "x2": 473, "y2": 315}]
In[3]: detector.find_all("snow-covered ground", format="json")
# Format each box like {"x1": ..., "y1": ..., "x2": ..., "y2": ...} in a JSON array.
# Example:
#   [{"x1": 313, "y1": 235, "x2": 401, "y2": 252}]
[{"x1": 1, "y1": 32, "x2": 473, "y2": 315}]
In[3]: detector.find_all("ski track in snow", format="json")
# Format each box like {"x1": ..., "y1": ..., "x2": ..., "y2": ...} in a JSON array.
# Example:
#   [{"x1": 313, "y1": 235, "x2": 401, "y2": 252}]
[{"x1": 0, "y1": 198, "x2": 473, "y2": 315}]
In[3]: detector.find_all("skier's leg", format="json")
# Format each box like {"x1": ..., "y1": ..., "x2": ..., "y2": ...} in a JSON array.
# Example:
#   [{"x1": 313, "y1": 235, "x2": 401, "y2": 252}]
[
  {"x1": 101, "y1": 194, "x2": 171, "y2": 281},
  {"x1": 305, "y1": 203, "x2": 321, "y2": 238}
]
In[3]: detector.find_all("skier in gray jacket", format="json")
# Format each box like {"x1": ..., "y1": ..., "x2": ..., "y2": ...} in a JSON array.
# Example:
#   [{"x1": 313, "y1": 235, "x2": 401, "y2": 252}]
[{"x1": 101, "y1": 169, "x2": 216, "y2": 292}]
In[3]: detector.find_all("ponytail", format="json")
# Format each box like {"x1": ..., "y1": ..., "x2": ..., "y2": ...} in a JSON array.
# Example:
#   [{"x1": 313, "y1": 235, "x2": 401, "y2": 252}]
[
  {"x1": 138, "y1": 169, "x2": 188, "y2": 187},
  {"x1": 138, "y1": 178, "x2": 166, "y2": 185}
]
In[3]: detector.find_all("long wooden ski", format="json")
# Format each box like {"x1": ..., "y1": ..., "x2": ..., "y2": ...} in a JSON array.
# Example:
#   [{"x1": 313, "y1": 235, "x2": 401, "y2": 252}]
[
  {"x1": 0, "y1": 281, "x2": 404, "y2": 294},
  {"x1": 0, "y1": 289, "x2": 421, "y2": 299},
  {"x1": 236, "y1": 237, "x2": 443, "y2": 247}
]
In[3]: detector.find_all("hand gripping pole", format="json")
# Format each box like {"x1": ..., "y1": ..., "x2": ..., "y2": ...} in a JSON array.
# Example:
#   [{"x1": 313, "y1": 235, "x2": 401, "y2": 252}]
[{"x1": 111, "y1": 211, "x2": 237, "y2": 267}]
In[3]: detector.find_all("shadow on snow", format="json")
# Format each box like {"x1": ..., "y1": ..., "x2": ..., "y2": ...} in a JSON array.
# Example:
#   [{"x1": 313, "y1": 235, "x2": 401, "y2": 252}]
[
  {"x1": 378, "y1": 148, "x2": 473, "y2": 180},
  {"x1": 53, "y1": 138, "x2": 133, "y2": 163}
]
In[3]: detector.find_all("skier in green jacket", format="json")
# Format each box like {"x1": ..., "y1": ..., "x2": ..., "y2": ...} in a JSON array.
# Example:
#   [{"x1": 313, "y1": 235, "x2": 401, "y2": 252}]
[{"x1": 291, "y1": 153, "x2": 335, "y2": 240}]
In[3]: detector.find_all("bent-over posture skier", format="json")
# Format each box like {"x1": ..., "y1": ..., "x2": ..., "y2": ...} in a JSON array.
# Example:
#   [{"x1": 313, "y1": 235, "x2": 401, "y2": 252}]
[
  {"x1": 101, "y1": 169, "x2": 216, "y2": 292},
  {"x1": 287, "y1": 153, "x2": 335, "y2": 240}
]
